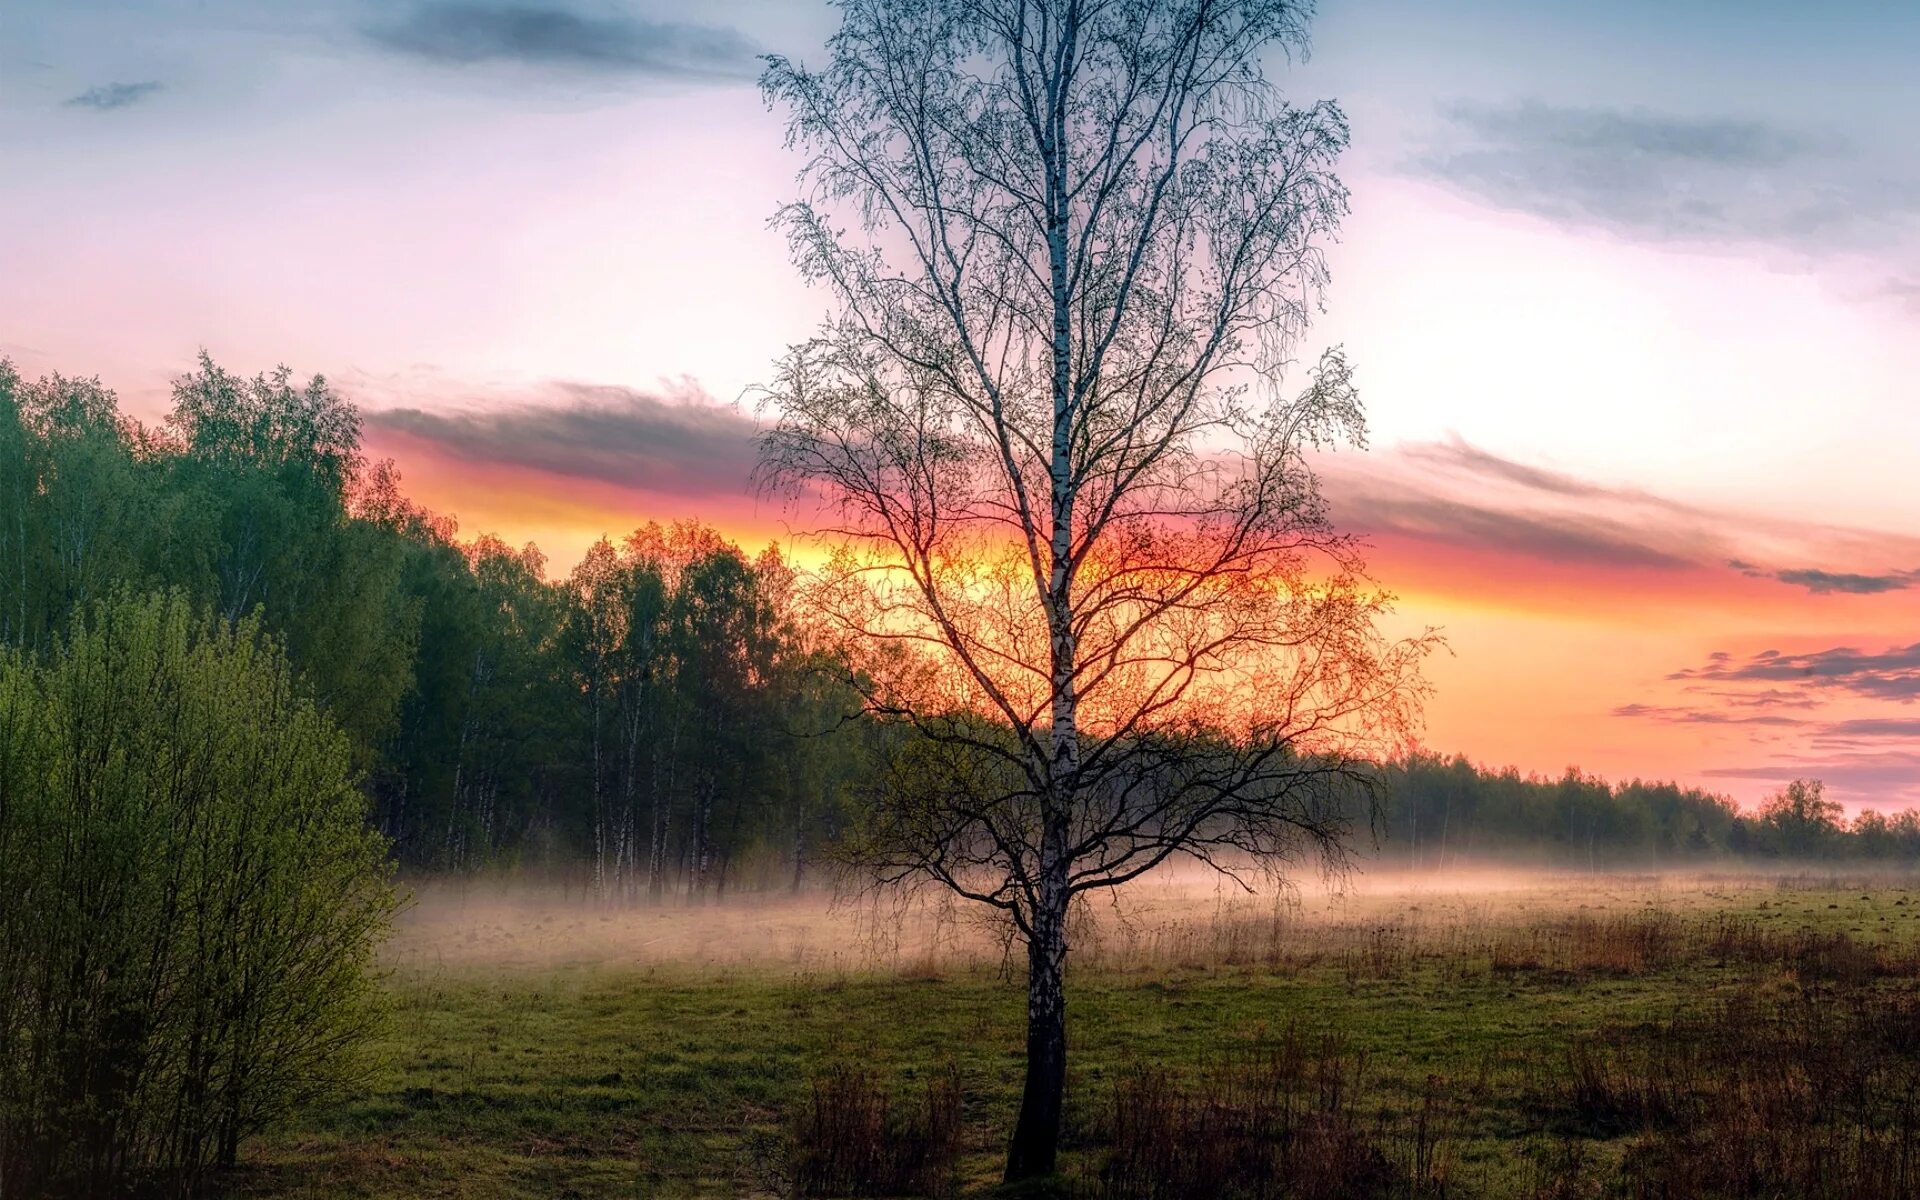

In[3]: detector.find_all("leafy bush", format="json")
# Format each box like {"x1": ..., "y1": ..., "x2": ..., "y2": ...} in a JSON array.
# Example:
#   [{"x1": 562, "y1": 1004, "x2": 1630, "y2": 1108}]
[{"x1": 0, "y1": 593, "x2": 397, "y2": 1196}]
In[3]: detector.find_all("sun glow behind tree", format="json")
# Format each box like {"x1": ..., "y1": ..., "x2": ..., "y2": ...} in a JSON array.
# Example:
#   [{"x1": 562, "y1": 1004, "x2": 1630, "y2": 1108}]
[{"x1": 755, "y1": 0, "x2": 1434, "y2": 1178}]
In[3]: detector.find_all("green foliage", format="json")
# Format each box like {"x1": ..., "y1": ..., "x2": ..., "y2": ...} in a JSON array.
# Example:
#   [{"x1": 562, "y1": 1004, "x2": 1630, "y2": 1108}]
[
  {"x1": 550, "y1": 525, "x2": 865, "y2": 899},
  {"x1": 0, "y1": 354, "x2": 869, "y2": 890},
  {"x1": 163, "y1": 354, "x2": 418, "y2": 755},
  {"x1": 0, "y1": 592, "x2": 396, "y2": 1196},
  {"x1": 1755, "y1": 778, "x2": 1847, "y2": 857},
  {"x1": 0, "y1": 356, "x2": 416, "y2": 756},
  {"x1": 0, "y1": 369, "x2": 164, "y2": 646}
]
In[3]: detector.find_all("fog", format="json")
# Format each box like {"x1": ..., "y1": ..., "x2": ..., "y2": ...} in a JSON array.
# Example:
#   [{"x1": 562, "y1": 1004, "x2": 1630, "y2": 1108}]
[{"x1": 385, "y1": 862, "x2": 1920, "y2": 978}]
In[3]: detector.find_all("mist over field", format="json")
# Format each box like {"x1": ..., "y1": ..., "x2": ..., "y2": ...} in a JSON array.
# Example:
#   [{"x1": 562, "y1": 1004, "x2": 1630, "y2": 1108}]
[
  {"x1": 295, "y1": 864, "x2": 1920, "y2": 1197},
  {"x1": 386, "y1": 861, "x2": 1920, "y2": 976},
  {"x1": 5, "y1": 0, "x2": 1916, "y2": 1196}
]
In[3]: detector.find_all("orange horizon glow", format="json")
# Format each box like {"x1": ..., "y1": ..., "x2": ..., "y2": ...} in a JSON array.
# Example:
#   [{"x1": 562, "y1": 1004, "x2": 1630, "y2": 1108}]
[
  {"x1": 7, "y1": 0, "x2": 1913, "y2": 815},
  {"x1": 364, "y1": 423, "x2": 1920, "y2": 816}
]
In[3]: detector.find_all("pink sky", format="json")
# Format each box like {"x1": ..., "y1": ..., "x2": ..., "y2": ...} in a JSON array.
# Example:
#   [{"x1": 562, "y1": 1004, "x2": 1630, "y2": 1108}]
[{"x1": 3, "y1": 0, "x2": 1916, "y2": 806}]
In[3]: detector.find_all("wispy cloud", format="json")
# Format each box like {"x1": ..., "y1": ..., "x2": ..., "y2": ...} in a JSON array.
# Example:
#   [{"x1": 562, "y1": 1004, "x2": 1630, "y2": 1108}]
[
  {"x1": 1668, "y1": 644, "x2": 1920, "y2": 704},
  {"x1": 1610, "y1": 703, "x2": 1805, "y2": 728},
  {"x1": 1319, "y1": 438, "x2": 1705, "y2": 572},
  {"x1": 1772, "y1": 567, "x2": 1917, "y2": 595},
  {"x1": 1702, "y1": 751, "x2": 1920, "y2": 808},
  {"x1": 1615, "y1": 697, "x2": 1920, "y2": 806},
  {"x1": 365, "y1": 380, "x2": 760, "y2": 501},
  {"x1": 64, "y1": 81, "x2": 163, "y2": 111},
  {"x1": 1611, "y1": 707, "x2": 1920, "y2": 741},
  {"x1": 1318, "y1": 436, "x2": 1920, "y2": 584},
  {"x1": 1710, "y1": 689, "x2": 1822, "y2": 711},
  {"x1": 1405, "y1": 101, "x2": 1920, "y2": 304},
  {"x1": 1619, "y1": 639, "x2": 1920, "y2": 806},
  {"x1": 364, "y1": 3, "x2": 759, "y2": 81},
  {"x1": 1396, "y1": 439, "x2": 1664, "y2": 504},
  {"x1": 1822, "y1": 718, "x2": 1920, "y2": 739},
  {"x1": 1328, "y1": 487, "x2": 1695, "y2": 570}
]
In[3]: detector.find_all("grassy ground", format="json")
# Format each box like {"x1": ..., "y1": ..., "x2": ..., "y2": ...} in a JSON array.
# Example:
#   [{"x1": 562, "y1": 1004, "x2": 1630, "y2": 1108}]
[{"x1": 230, "y1": 872, "x2": 1920, "y2": 1198}]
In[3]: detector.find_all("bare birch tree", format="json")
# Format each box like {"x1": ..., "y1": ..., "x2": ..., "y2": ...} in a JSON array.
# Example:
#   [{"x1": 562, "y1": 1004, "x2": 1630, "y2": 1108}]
[{"x1": 757, "y1": 0, "x2": 1431, "y2": 1179}]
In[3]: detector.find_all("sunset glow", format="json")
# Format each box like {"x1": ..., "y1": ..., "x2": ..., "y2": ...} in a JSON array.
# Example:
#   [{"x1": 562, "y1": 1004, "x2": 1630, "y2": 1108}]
[{"x1": 5, "y1": 0, "x2": 1915, "y2": 808}]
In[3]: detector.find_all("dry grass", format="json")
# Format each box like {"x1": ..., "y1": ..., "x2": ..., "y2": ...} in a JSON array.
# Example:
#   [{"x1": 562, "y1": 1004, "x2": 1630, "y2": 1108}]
[
  {"x1": 784, "y1": 1064, "x2": 962, "y2": 1198},
  {"x1": 234, "y1": 865, "x2": 1920, "y2": 1199},
  {"x1": 1555, "y1": 984, "x2": 1920, "y2": 1198},
  {"x1": 1077, "y1": 1028, "x2": 1455, "y2": 1200}
]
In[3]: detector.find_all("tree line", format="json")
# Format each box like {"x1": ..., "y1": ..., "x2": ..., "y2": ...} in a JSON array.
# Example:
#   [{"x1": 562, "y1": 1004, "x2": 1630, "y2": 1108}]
[
  {"x1": 5, "y1": 355, "x2": 1910, "y2": 900},
  {"x1": 0, "y1": 355, "x2": 868, "y2": 897},
  {"x1": 1381, "y1": 755, "x2": 1915, "y2": 867}
]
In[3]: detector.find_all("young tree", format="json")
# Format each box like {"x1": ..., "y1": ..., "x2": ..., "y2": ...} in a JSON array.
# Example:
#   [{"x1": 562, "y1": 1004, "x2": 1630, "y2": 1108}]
[
  {"x1": 1759, "y1": 778, "x2": 1843, "y2": 859},
  {"x1": 758, "y1": 0, "x2": 1429, "y2": 1179},
  {"x1": 0, "y1": 592, "x2": 396, "y2": 1194},
  {"x1": 0, "y1": 369, "x2": 159, "y2": 650}
]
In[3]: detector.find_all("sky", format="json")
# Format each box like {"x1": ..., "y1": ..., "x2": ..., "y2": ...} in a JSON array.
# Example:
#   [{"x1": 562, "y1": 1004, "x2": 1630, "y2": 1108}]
[{"x1": 2, "y1": 0, "x2": 1917, "y2": 808}]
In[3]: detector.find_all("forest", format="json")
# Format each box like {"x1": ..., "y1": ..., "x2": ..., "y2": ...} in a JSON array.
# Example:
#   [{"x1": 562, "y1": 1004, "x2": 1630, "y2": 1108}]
[
  {"x1": 2, "y1": 353, "x2": 1905, "y2": 892},
  {"x1": 0, "y1": 353, "x2": 868, "y2": 896}
]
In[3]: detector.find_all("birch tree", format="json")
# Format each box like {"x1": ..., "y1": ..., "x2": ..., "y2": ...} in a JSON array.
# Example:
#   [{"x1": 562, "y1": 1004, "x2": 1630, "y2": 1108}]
[{"x1": 758, "y1": 0, "x2": 1430, "y2": 1179}]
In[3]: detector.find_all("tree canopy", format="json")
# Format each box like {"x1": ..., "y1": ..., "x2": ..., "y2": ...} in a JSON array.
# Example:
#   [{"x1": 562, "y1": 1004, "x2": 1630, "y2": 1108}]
[{"x1": 0, "y1": 355, "x2": 869, "y2": 895}]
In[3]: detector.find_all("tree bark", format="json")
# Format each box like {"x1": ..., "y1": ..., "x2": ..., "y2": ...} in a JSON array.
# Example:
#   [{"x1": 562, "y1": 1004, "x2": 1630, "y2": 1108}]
[
  {"x1": 1005, "y1": 816, "x2": 1071, "y2": 1182},
  {"x1": 1006, "y1": 9, "x2": 1081, "y2": 1177}
]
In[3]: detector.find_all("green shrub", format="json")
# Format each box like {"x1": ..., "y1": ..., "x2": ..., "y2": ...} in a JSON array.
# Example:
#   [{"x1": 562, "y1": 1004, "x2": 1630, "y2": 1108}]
[{"x1": 0, "y1": 592, "x2": 397, "y2": 1196}]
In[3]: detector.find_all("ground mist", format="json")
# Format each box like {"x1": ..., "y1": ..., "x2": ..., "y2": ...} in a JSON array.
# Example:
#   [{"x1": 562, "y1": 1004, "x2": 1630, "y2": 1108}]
[{"x1": 237, "y1": 866, "x2": 1920, "y2": 1198}]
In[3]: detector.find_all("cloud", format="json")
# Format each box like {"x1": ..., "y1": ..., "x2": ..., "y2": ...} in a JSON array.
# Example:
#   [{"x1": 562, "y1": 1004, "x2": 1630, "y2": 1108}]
[
  {"x1": 1772, "y1": 567, "x2": 1917, "y2": 595},
  {"x1": 1320, "y1": 437, "x2": 1920, "y2": 591},
  {"x1": 364, "y1": 3, "x2": 759, "y2": 80},
  {"x1": 1611, "y1": 706, "x2": 1920, "y2": 741},
  {"x1": 1609, "y1": 703, "x2": 1804, "y2": 728},
  {"x1": 1707, "y1": 689, "x2": 1821, "y2": 711},
  {"x1": 1669, "y1": 643, "x2": 1920, "y2": 704},
  {"x1": 64, "y1": 81, "x2": 162, "y2": 111},
  {"x1": 1734, "y1": 558, "x2": 1916, "y2": 596},
  {"x1": 1411, "y1": 102, "x2": 1836, "y2": 242},
  {"x1": 1702, "y1": 751, "x2": 1920, "y2": 808},
  {"x1": 1320, "y1": 438, "x2": 1703, "y2": 572},
  {"x1": 1615, "y1": 692, "x2": 1920, "y2": 806},
  {"x1": 1397, "y1": 439, "x2": 1633, "y2": 502},
  {"x1": 1821, "y1": 719, "x2": 1920, "y2": 739},
  {"x1": 1406, "y1": 101, "x2": 1920, "y2": 302},
  {"x1": 1328, "y1": 489, "x2": 1694, "y2": 570},
  {"x1": 365, "y1": 381, "x2": 761, "y2": 500}
]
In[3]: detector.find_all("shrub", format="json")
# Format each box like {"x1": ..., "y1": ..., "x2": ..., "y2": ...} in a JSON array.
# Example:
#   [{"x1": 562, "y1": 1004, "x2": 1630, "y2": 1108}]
[
  {"x1": 1084, "y1": 1028, "x2": 1442, "y2": 1200},
  {"x1": 0, "y1": 593, "x2": 397, "y2": 1196},
  {"x1": 789, "y1": 1063, "x2": 961, "y2": 1197}
]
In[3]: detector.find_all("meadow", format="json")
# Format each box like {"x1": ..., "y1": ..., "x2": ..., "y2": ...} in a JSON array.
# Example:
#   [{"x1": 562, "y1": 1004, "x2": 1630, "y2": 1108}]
[{"x1": 233, "y1": 869, "x2": 1920, "y2": 1199}]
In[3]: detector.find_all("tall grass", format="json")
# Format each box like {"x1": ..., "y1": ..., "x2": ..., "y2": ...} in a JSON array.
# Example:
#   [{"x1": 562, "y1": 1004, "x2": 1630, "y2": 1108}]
[
  {"x1": 1080, "y1": 1028, "x2": 1454, "y2": 1199},
  {"x1": 1554, "y1": 984, "x2": 1920, "y2": 1197},
  {"x1": 789, "y1": 1064, "x2": 962, "y2": 1198}
]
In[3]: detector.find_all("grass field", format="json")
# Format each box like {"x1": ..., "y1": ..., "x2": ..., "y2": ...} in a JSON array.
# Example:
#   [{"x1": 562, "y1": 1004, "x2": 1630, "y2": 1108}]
[{"x1": 232, "y1": 869, "x2": 1920, "y2": 1198}]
